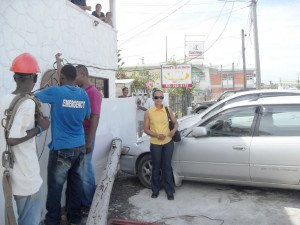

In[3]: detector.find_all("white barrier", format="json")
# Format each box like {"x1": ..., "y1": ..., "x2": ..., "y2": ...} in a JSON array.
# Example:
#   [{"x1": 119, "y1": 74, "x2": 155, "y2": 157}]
[{"x1": 86, "y1": 138, "x2": 122, "y2": 225}]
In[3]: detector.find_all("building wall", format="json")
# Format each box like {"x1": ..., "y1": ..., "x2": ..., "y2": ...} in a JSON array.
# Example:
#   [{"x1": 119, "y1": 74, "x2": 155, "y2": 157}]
[
  {"x1": 0, "y1": 0, "x2": 117, "y2": 97},
  {"x1": 210, "y1": 69, "x2": 255, "y2": 95},
  {"x1": 0, "y1": 1, "x2": 118, "y2": 223}
]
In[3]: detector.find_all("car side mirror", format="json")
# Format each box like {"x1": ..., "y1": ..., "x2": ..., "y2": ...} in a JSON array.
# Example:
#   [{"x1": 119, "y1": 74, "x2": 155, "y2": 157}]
[{"x1": 191, "y1": 127, "x2": 207, "y2": 137}]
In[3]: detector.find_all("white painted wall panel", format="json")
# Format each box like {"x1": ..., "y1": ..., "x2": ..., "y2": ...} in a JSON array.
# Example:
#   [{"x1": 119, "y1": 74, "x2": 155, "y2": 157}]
[
  {"x1": 0, "y1": 0, "x2": 117, "y2": 96},
  {"x1": 0, "y1": 0, "x2": 119, "y2": 223}
]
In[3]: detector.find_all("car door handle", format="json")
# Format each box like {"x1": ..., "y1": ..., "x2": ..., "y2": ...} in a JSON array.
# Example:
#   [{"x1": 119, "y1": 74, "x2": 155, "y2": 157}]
[{"x1": 232, "y1": 145, "x2": 247, "y2": 151}]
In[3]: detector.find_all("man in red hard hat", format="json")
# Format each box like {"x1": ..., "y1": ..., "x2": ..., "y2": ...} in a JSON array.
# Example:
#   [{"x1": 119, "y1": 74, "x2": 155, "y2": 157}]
[{"x1": 0, "y1": 53, "x2": 50, "y2": 225}]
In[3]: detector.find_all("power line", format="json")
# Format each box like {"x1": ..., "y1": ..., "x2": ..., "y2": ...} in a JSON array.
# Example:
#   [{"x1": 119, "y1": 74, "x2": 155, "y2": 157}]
[
  {"x1": 119, "y1": 0, "x2": 192, "y2": 46},
  {"x1": 118, "y1": 1, "x2": 252, "y2": 66},
  {"x1": 205, "y1": 0, "x2": 228, "y2": 42},
  {"x1": 236, "y1": 7, "x2": 252, "y2": 66},
  {"x1": 118, "y1": 3, "x2": 250, "y2": 45},
  {"x1": 118, "y1": 0, "x2": 186, "y2": 37},
  {"x1": 185, "y1": 0, "x2": 236, "y2": 63}
]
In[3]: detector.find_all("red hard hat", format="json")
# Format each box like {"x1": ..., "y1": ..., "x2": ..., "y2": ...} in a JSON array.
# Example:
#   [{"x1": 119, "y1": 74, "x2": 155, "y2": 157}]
[{"x1": 10, "y1": 53, "x2": 41, "y2": 74}]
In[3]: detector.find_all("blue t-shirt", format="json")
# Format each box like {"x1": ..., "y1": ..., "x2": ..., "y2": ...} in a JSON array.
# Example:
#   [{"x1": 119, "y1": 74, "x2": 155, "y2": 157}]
[{"x1": 35, "y1": 85, "x2": 90, "y2": 150}]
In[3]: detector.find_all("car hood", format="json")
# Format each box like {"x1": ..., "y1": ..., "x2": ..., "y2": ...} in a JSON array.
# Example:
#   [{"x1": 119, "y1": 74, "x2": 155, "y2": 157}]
[
  {"x1": 178, "y1": 113, "x2": 203, "y2": 131},
  {"x1": 133, "y1": 114, "x2": 203, "y2": 149}
]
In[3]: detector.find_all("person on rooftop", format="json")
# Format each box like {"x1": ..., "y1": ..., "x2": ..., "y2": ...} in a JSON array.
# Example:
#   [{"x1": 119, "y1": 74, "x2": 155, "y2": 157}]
[
  {"x1": 70, "y1": 0, "x2": 91, "y2": 11},
  {"x1": 92, "y1": 3, "x2": 105, "y2": 21}
]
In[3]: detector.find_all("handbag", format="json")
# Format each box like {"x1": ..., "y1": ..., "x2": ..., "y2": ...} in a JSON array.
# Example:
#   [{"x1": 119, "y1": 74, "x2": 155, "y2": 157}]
[{"x1": 165, "y1": 107, "x2": 181, "y2": 142}]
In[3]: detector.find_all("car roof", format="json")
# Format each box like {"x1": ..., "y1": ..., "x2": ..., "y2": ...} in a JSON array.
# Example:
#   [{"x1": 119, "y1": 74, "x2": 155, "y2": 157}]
[
  {"x1": 182, "y1": 95, "x2": 300, "y2": 135},
  {"x1": 220, "y1": 95, "x2": 300, "y2": 111},
  {"x1": 223, "y1": 89, "x2": 300, "y2": 97},
  {"x1": 199, "y1": 89, "x2": 300, "y2": 115},
  {"x1": 179, "y1": 90, "x2": 300, "y2": 133}
]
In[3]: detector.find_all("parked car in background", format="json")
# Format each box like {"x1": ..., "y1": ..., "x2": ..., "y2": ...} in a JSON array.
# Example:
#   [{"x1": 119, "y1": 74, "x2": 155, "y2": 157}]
[
  {"x1": 120, "y1": 90, "x2": 300, "y2": 188},
  {"x1": 193, "y1": 89, "x2": 253, "y2": 113}
]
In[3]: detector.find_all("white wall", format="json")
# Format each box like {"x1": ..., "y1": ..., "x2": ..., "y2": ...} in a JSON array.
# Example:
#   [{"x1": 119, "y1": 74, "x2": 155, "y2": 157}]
[
  {"x1": 0, "y1": 97, "x2": 137, "y2": 224},
  {"x1": 0, "y1": 0, "x2": 117, "y2": 97},
  {"x1": 0, "y1": 0, "x2": 119, "y2": 223}
]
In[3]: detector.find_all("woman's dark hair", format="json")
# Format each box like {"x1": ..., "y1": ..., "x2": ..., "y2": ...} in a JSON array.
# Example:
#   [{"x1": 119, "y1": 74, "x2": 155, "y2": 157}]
[
  {"x1": 122, "y1": 87, "x2": 128, "y2": 91},
  {"x1": 61, "y1": 64, "x2": 77, "y2": 81},
  {"x1": 152, "y1": 89, "x2": 163, "y2": 97}
]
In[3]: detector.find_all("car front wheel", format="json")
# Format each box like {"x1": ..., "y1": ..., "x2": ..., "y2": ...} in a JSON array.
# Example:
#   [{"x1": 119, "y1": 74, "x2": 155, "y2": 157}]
[
  {"x1": 137, "y1": 154, "x2": 163, "y2": 189},
  {"x1": 137, "y1": 154, "x2": 152, "y2": 188}
]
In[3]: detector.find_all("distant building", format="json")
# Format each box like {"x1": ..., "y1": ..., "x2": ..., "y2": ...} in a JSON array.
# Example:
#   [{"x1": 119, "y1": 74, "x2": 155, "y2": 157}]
[{"x1": 209, "y1": 68, "x2": 255, "y2": 95}]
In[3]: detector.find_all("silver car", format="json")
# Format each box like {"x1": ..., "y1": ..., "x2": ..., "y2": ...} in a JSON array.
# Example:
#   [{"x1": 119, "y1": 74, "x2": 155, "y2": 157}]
[
  {"x1": 173, "y1": 96, "x2": 300, "y2": 188},
  {"x1": 120, "y1": 91, "x2": 300, "y2": 189}
]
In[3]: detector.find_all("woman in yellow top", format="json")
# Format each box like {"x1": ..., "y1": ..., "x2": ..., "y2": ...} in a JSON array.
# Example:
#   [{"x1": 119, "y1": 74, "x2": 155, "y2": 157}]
[{"x1": 144, "y1": 89, "x2": 178, "y2": 200}]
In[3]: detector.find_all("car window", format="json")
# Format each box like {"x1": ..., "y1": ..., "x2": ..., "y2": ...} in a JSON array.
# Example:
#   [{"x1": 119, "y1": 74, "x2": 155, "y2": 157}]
[
  {"x1": 226, "y1": 94, "x2": 259, "y2": 105},
  {"x1": 258, "y1": 105, "x2": 300, "y2": 136},
  {"x1": 260, "y1": 92, "x2": 300, "y2": 98},
  {"x1": 202, "y1": 103, "x2": 225, "y2": 119},
  {"x1": 201, "y1": 106, "x2": 257, "y2": 137}
]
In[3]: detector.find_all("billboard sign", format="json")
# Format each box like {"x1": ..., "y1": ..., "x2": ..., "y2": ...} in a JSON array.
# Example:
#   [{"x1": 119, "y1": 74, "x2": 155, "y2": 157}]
[
  {"x1": 161, "y1": 64, "x2": 192, "y2": 88},
  {"x1": 187, "y1": 42, "x2": 204, "y2": 59}
]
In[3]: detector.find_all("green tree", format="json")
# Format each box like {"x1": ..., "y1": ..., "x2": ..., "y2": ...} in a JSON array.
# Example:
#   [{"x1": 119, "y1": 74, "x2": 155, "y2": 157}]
[{"x1": 130, "y1": 69, "x2": 160, "y2": 92}]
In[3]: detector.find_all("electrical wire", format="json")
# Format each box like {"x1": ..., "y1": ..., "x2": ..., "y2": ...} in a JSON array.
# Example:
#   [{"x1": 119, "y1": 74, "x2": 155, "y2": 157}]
[
  {"x1": 118, "y1": 0, "x2": 187, "y2": 37},
  {"x1": 236, "y1": 7, "x2": 252, "y2": 66},
  {"x1": 37, "y1": 103, "x2": 51, "y2": 161},
  {"x1": 119, "y1": 0, "x2": 192, "y2": 46},
  {"x1": 174, "y1": 0, "x2": 236, "y2": 64},
  {"x1": 118, "y1": 2, "x2": 251, "y2": 65},
  {"x1": 205, "y1": 0, "x2": 228, "y2": 42},
  {"x1": 200, "y1": 1, "x2": 235, "y2": 57}
]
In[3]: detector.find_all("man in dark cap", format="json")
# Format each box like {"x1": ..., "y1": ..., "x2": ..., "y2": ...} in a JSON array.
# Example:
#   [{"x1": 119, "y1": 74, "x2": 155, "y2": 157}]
[{"x1": 35, "y1": 53, "x2": 91, "y2": 225}]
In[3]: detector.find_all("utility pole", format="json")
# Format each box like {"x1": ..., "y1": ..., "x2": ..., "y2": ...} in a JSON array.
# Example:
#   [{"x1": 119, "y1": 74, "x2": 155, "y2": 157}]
[
  {"x1": 140, "y1": 57, "x2": 144, "y2": 65},
  {"x1": 184, "y1": 35, "x2": 186, "y2": 63},
  {"x1": 232, "y1": 62, "x2": 235, "y2": 89},
  {"x1": 241, "y1": 29, "x2": 247, "y2": 89},
  {"x1": 166, "y1": 36, "x2": 168, "y2": 63},
  {"x1": 252, "y1": 0, "x2": 261, "y2": 89},
  {"x1": 221, "y1": 65, "x2": 223, "y2": 92}
]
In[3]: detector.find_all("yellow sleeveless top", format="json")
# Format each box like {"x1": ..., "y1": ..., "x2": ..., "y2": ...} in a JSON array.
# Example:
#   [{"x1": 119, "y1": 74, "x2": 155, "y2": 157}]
[{"x1": 148, "y1": 106, "x2": 171, "y2": 145}]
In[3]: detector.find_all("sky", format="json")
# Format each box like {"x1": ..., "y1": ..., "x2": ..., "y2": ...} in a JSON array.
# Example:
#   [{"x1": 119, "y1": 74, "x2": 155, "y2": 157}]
[{"x1": 88, "y1": 0, "x2": 300, "y2": 84}]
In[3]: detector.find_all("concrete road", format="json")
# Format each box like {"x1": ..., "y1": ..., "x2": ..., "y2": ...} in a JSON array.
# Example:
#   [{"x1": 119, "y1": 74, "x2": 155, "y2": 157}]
[{"x1": 108, "y1": 172, "x2": 300, "y2": 225}]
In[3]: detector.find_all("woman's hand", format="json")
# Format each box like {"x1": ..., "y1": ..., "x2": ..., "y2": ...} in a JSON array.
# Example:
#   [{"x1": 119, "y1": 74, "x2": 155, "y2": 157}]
[
  {"x1": 157, "y1": 134, "x2": 166, "y2": 140},
  {"x1": 168, "y1": 130, "x2": 176, "y2": 138}
]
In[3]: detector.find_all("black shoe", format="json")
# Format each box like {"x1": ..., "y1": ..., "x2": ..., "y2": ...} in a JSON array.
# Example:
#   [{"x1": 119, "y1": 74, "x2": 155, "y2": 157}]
[
  {"x1": 151, "y1": 192, "x2": 159, "y2": 198},
  {"x1": 167, "y1": 192, "x2": 174, "y2": 200}
]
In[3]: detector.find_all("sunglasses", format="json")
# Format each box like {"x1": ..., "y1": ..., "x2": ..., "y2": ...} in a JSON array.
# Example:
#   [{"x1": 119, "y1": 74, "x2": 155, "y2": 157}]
[{"x1": 153, "y1": 96, "x2": 164, "y2": 100}]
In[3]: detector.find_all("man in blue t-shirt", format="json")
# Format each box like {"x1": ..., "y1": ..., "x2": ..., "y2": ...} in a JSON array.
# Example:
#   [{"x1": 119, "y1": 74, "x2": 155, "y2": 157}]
[{"x1": 35, "y1": 60, "x2": 90, "y2": 225}]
